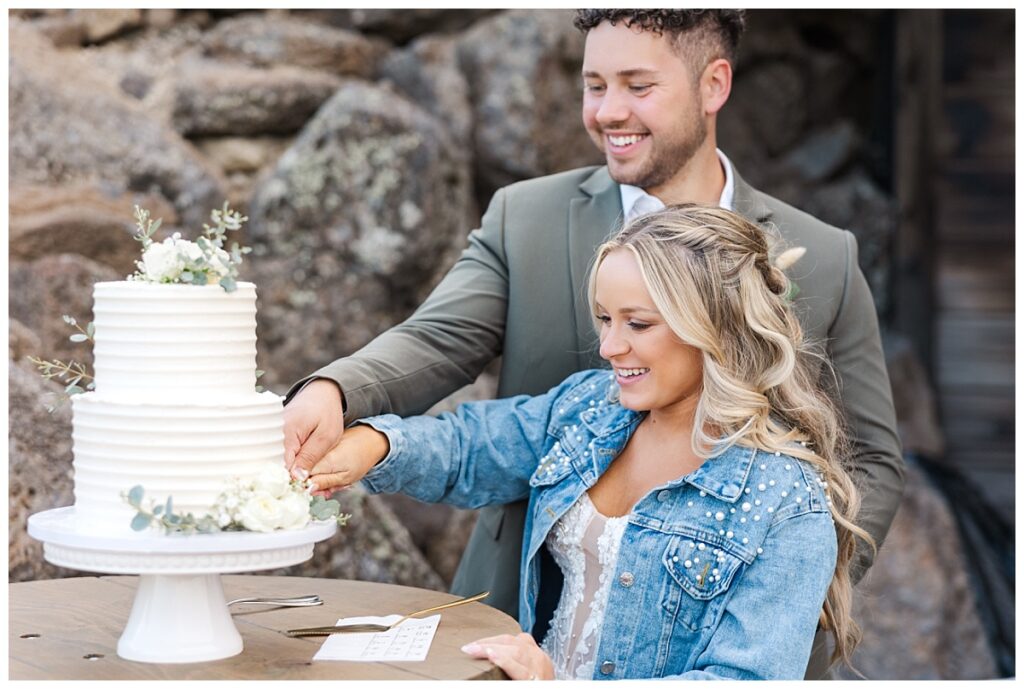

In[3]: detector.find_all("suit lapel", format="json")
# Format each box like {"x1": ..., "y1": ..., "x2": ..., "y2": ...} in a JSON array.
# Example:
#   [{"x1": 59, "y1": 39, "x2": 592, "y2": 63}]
[
  {"x1": 731, "y1": 167, "x2": 775, "y2": 228},
  {"x1": 568, "y1": 167, "x2": 623, "y2": 371}
]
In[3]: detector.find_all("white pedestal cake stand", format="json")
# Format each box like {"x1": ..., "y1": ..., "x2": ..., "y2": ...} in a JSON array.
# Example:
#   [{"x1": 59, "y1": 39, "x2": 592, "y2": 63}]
[{"x1": 27, "y1": 506, "x2": 337, "y2": 664}]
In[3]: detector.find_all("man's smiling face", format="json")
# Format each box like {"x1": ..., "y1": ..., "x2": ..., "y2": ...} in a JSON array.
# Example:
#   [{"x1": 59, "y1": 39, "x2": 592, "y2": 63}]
[{"x1": 581, "y1": 21, "x2": 708, "y2": 196}]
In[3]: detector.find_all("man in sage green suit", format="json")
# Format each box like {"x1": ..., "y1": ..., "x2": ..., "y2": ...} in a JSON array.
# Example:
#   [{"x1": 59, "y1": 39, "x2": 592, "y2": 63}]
[{"x1": 284, "y1": 10, "x2": 902, "y2": 678}]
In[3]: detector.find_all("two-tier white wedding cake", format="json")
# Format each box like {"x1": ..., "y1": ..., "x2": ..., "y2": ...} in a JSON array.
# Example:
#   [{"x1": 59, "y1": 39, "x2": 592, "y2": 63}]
[{"x1": 71, "y1": 281, "x2": 285, "y2": 531}]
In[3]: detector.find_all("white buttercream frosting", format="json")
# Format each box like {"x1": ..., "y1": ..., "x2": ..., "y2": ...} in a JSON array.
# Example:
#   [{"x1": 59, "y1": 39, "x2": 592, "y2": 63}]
[
  {"x1": 91, "y1": 281, "x2": 259, "y2": 397},
  {"x1": 71, "y1": 280, "x2": 286, "y2": 531}
]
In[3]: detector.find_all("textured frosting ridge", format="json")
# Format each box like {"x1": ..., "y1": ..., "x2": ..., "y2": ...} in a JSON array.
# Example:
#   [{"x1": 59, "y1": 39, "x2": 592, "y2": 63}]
[
  {"x1": 91, "y1": 281, "x2": 259, "y2": 397},
  {"x1": 71, "y1": 280, "x2": 286, "y2": 531}
]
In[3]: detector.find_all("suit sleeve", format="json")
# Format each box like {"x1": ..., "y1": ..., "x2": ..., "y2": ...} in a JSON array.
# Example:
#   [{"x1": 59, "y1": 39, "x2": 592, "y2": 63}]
[
  {"x1": 829, "y1": 231, "x2": 904, "y2": 583},
  {"x1": 285, "y1": 188, "x2": 511, "y2": 423}
]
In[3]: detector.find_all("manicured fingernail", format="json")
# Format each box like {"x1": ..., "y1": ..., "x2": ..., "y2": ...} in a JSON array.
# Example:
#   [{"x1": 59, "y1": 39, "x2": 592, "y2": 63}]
[{"x1": 461, "y1": 643, "x2": 479, "y2": 653}]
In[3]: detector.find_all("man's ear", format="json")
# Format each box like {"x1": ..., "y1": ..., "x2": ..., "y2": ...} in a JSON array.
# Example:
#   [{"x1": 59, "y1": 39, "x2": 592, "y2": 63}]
[{"x1": 701, "y1": 58, "x2": 732, "y2": 116}]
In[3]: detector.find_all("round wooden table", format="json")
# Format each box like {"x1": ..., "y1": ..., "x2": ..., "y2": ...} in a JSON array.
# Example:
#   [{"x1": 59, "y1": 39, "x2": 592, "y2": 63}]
[{"x1": 9, "y1": 575, "x2": 519, "y2": 680}]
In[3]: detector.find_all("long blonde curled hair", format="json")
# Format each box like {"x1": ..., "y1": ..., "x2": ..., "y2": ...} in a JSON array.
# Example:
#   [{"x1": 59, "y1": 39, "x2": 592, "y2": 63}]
[{"x1": 587, "y1": 204, "x2": 874, "y2": 669}]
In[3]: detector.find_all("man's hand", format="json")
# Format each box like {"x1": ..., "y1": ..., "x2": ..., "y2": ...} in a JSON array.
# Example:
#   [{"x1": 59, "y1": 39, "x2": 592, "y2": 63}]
[
  {"x1": 461, "y1": 633, "x2": 555, "y2": 680},
  {"x1": 307, "y1": 425, "x2": 390, "y2": 494},
  {"x1": 283, "y1": 378, "x2": 345, "y2": 479}
]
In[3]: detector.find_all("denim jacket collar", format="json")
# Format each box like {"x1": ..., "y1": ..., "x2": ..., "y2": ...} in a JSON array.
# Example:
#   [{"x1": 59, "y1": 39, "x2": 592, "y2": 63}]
[{"x1": 579, "y1": 397, "x2": 757, "y2": 504}]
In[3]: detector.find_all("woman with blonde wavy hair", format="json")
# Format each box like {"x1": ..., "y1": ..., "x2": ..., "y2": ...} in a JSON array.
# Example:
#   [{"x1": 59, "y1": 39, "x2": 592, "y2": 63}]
[{"x1": 308, "y1": 203, "x2": 872, "y2": 680}]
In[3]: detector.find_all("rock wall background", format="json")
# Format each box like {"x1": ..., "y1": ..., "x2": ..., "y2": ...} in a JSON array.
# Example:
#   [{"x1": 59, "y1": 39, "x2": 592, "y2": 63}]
[{"x1": 7, "y1": 9, "x2": 1001, "y2": 679}]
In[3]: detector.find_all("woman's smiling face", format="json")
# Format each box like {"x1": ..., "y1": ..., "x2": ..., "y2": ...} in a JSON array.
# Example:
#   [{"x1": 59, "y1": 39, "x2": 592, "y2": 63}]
[{"x1": 594, "y1": 248, "x2": 704, "y2": 418}]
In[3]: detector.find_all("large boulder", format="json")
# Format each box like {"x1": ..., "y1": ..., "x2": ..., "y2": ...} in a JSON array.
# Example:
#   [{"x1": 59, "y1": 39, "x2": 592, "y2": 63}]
[
  {"x1": 378, "y1": 34, "x2": 474, "y2": 147},
  {"x1": 456, "y1": 9, "x2": 603, "y2": 201},
  {"x1": 837, "y1": 460, "x2": 999, "y2": 679},
  {"x1": 727, "y1": 60, "x2": 808, "y2": 158},
  {"x1": 202, "y1": 14, "x2": 389, "y2": 78},
  {"x1": 9, "y1": 362, "x2": 79, "y2": 583},
  {"x1": 9, "y1": 320, "x2": 43, "y2": 363},
  {"x1": 76, "y1": 17, "x2": 207, "y2": 106},
  {"x1": 9, "y1": 184, "x2": 178, "y2": 276},
  {"x1": 295, "y1": 8, "x2": 497, "y2": 45},
  {"x1": 171, "y1": 59, "x2": 343, "y2": 137},
  {"x1": 9, "y1": 20, "x2": 227, "y2": 228},
  {"x1": 801, "y1": 169, "x2": 897, "y2": 311},
  {"x1": 9, "y1": 254, "x2": 120, "y2": 371},
  {"x1": 247, "y1": 79, "x2": 474, "y2": 390}
]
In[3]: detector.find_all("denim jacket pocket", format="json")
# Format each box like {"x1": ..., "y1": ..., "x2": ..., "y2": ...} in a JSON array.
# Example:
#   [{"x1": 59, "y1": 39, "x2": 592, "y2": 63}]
[{"x1": 661, "y1": 535, "x2": 743, "y2": 632}]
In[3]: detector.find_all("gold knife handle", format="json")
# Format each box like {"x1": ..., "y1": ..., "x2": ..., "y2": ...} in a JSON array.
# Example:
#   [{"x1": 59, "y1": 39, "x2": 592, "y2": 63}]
[
  {"x1": 395, "y1": 590, "x2": 490, "y2": 623},
  {"x1": 285, "y1": 591, "x2": 490, "y2": 636}
]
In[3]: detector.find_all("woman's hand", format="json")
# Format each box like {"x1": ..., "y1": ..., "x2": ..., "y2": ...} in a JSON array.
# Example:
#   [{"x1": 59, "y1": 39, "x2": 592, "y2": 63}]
[
  {"x1": 307, "y1": 424, "x2": 390, "y2": 495},
  {"x1": 461, "y1": 633, "x2": 555, "y2": 680}
]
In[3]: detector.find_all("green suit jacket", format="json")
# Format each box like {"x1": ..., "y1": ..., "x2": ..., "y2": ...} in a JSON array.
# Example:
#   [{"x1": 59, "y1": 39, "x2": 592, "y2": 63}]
[{"x1": 290, "y1": 165, "x2": 903, "y2": 675}]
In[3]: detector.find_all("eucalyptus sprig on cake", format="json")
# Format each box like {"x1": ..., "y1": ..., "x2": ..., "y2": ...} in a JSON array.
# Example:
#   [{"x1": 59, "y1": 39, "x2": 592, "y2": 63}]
[
  {"x1": 131, "y1": 202, "x2": 252, "y2": 292},
  {"x1": 123, "y1": 464, "x2": 351, "y2": 535},
  {"x1": 27, "y1": 315, "x2": 96, "y2": 412}
]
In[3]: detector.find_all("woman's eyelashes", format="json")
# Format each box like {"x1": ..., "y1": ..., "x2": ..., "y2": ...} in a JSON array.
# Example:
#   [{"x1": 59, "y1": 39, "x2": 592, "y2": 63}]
[{"x1": 595, "y1": 314, "x2": 653, "y2": 331}]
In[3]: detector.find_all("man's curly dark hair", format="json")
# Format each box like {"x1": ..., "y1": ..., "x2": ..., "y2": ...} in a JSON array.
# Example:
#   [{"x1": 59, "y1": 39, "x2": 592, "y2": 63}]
[{"x1": 574, "y1": 9, "x2": 746, "y2": 71}]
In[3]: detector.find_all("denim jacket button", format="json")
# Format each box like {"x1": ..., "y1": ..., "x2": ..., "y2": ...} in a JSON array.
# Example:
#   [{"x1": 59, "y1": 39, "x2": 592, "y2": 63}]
[
  {"x1": 618, "y1": 571, "x2": 634, "y2": 587},
  {"x1": 657, "y1": 490, "x2": 671, "y2": 502},
  {"x1": 600, "y1": 661, "x2": 615, "y2": 675}
]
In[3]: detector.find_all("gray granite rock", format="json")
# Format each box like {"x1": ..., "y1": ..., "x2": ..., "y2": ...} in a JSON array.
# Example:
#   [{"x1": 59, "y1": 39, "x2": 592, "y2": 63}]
[
  {"x1": 801, "y1": 169, "x2": 897, "y2": 312},
  {"x1": 247, "y1": 79, "x2": 474, "y2": 390},
  {"x1": 76, "y1": 8, "x2": 144, "y2": 44},
  {"x1": 343, "y1": 8, "x2": 496, "y2": 45},
  {"x1": 9, "y1": 21, "x2": 227, "y2": 228},
  {"x1": 9, "y1": 255, "x2": 120, "y2": 371},
  {"x1": 836, "y1": 460, "x2": 998, "y2": 679},
  {"x1": 171, "y1": 59, "x2": 344, "y2": 137},
  {"x1": 378, "y1": 34, "x2": 474, "y2": 147},
  {"x1": 456, "y1": 9, "x2": 603, "y2": 198},
  {"x1": 9, "y1": 319, "x2": 43, "y2": 364},
  {"x1": 9, "y1": 184, "x2": 178, "y2": 276},
  {"x1": 202, "y1": 14, "x2": 389, "y2": 78},
  {"x1": 728, "y1": 60, "x2": 807, "y2": 157},
  {"x1": 194, "y1": 137, "x2": 292, "y2": 175},
  {"x1": 8, "y1": 362, "x2": 79, "y2": 583}
]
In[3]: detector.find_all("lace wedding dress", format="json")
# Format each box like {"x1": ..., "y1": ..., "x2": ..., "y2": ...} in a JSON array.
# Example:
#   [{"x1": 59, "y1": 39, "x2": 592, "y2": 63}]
[{"x1": 541, "y1": 492, "x2": 629, "y2": 680}]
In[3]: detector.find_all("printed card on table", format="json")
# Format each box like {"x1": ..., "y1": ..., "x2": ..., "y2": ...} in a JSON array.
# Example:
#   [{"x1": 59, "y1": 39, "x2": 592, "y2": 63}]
[{"x1": 312, "y1": 614, "x2": 440, "y2": 662}]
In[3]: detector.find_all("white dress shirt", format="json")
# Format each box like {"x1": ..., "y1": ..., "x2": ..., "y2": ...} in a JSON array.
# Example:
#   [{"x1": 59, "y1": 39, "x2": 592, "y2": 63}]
[{"x1": 619, "y1": 148, "x2": 736, "y2": 221}]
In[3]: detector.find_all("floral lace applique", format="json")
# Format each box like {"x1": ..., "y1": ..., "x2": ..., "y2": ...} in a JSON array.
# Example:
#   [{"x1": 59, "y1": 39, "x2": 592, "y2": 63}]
[{"x1": 541, "y1": 493, "x2": 628, "y2": 680}]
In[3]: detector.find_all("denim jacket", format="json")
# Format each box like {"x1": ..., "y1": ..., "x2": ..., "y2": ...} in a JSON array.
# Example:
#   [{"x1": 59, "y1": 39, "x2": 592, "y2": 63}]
[{"x1": 360, "y1": 369, "x2": 837, "y2": 680}]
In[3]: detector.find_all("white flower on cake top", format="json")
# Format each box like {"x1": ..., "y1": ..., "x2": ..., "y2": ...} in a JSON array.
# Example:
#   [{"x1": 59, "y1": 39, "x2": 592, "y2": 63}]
[{"x1": 130, "y1": 202, "x2": 249, "y2": 292}]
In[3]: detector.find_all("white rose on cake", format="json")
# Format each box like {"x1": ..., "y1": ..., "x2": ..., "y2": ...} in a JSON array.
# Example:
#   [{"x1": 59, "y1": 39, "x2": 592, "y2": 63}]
[
  {"x1": 278, "y1": 490, "x2": 313, "y2": 530},
  {"x1": 138, "y1": 233, "x2": 233, "y2": 284},
  {"x1": 140, "y1": 238, "x2": 186, "y2": 282},
  {"x1": 236, "y1": 490, "x2": 286, "y2": 532},
  {"x1": 252, "y1": 463, "x2": 292, "y2": 499}
]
